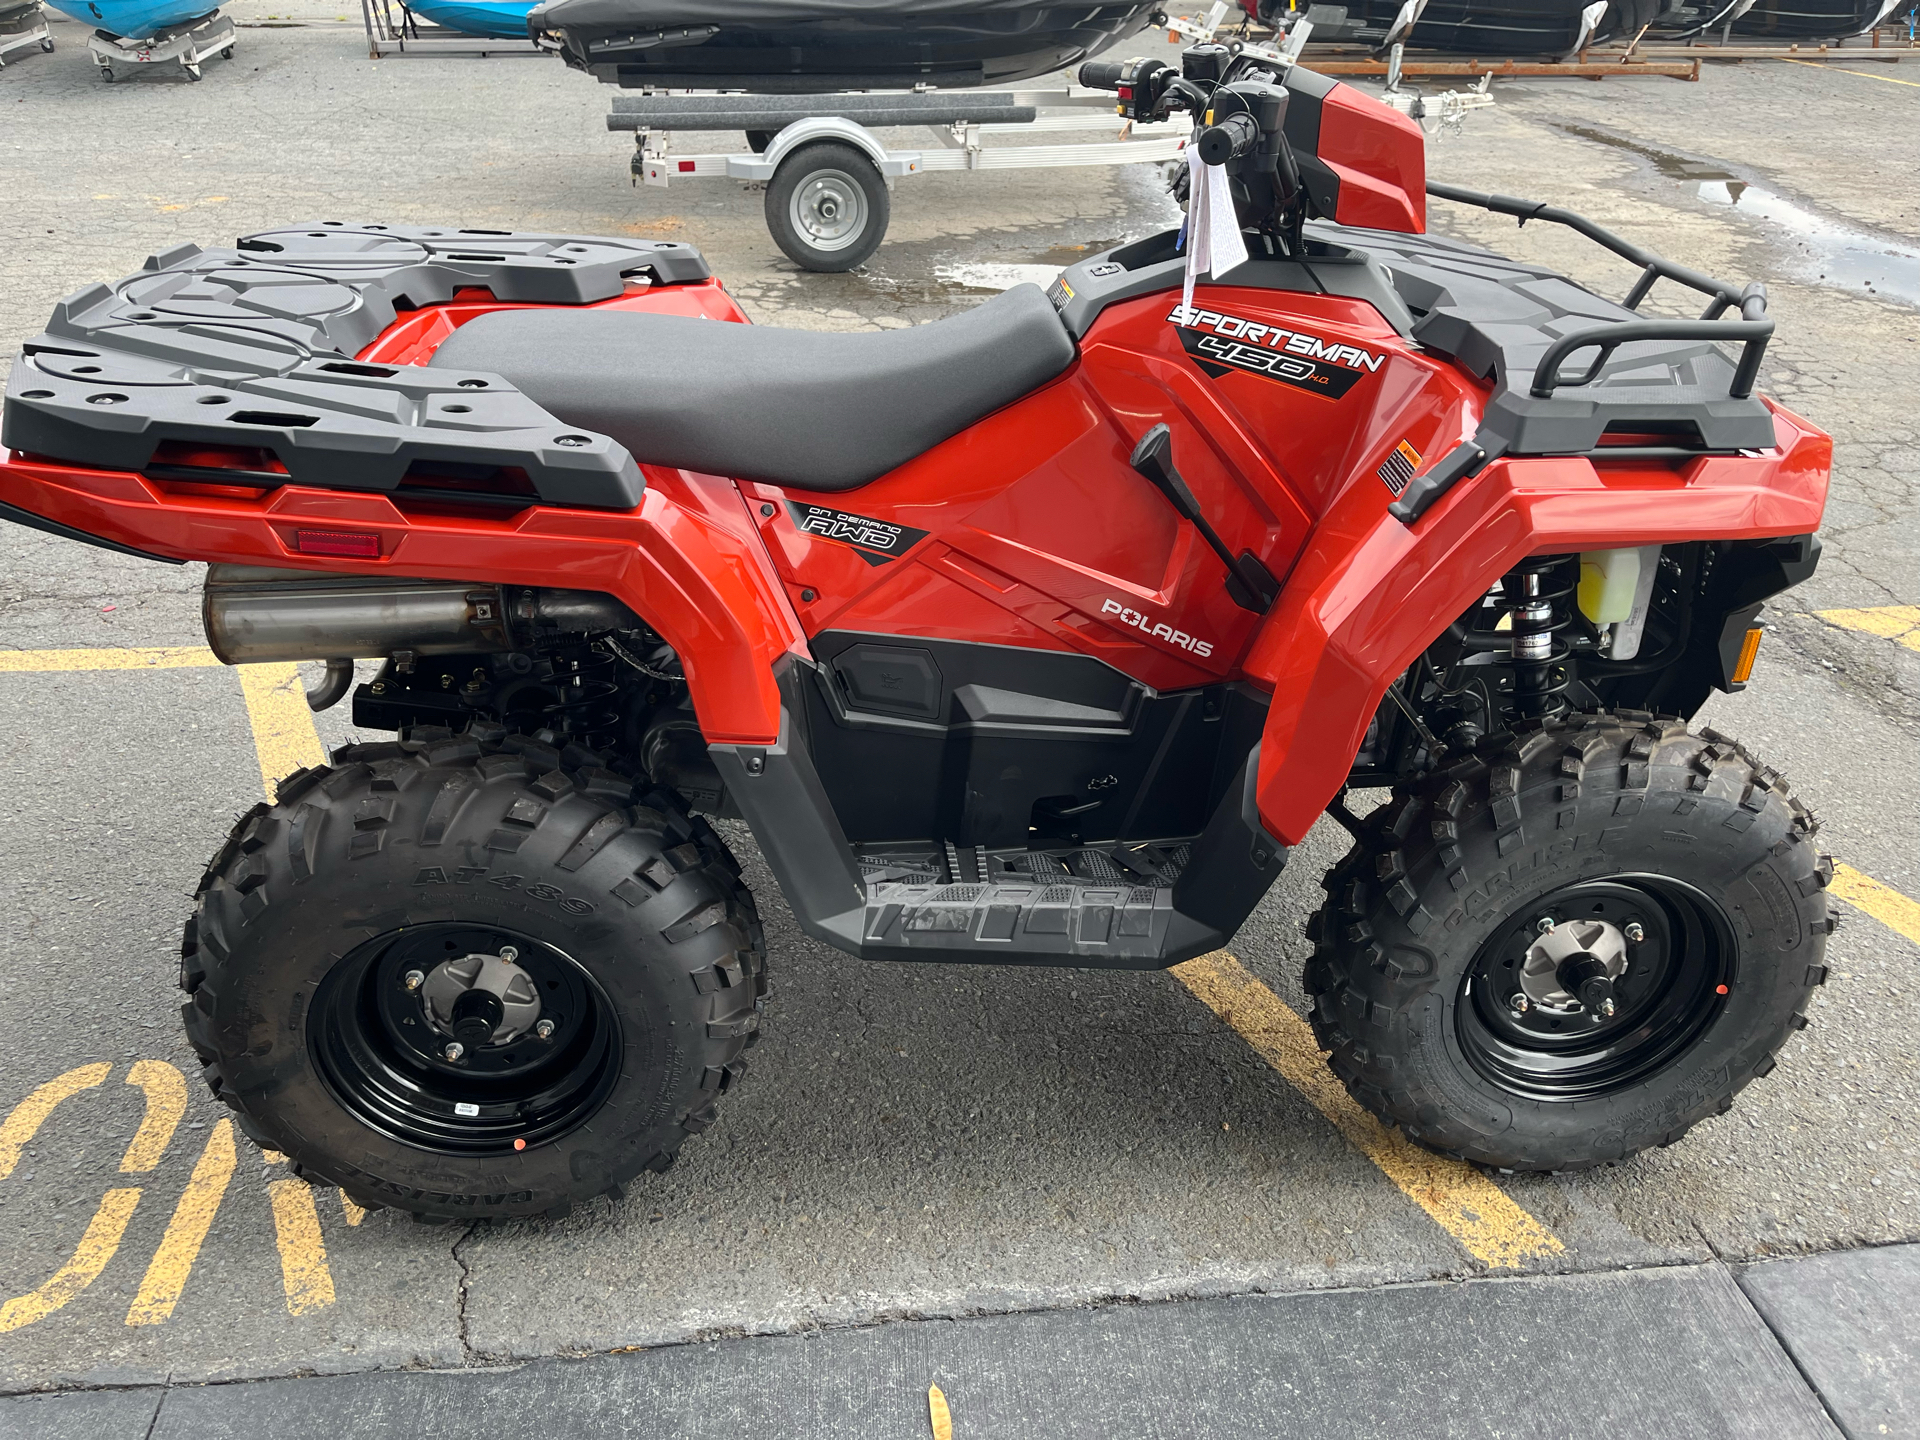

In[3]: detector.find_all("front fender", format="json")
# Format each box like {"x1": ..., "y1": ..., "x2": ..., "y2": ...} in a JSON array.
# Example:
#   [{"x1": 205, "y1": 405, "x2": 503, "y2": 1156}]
[{"x1": 1243, "y1": 400, "x2": 1831, "y2": 845}]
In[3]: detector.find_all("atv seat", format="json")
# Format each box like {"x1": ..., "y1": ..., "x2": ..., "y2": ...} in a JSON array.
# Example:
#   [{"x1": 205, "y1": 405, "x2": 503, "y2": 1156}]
[{"x1": 428, "y1": 283, "x2": 1077, "y2": 492}]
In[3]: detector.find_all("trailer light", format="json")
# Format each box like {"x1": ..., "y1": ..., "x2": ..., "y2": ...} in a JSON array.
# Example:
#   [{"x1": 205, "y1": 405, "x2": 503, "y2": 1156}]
[
  {"x1": 295, "y1": 528, "x2": 381, "y2": 559},
  {"x1": 1730, "y1": 626, "x2": 1763, "y2": 684},
  {"x1": 678, "y1": 160, "x2": 696, "y2": 173}
]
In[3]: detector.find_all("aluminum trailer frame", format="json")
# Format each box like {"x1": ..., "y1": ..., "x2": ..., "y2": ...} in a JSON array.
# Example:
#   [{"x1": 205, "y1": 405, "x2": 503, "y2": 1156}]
[
  {"x1": 0, "y1": 1, "x2": 54, "y2": 67},
  {"x1": 86, "y1": 8, "x2": 234, "y2": 81},
  {"x1": 606, "y1": 86, "x2": 1187, "y2": 269}
]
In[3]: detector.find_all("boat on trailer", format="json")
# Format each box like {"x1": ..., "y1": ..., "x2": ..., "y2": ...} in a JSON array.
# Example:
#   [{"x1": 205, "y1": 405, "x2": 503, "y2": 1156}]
[{"x1": 530, "y1": 0, "x2": 1162, "y2": 90}]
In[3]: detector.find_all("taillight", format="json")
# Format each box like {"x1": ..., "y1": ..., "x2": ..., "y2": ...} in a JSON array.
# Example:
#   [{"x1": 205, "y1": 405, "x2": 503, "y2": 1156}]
[{"x1": 294, "y1": 528, "x2": 381, "y2": 559}]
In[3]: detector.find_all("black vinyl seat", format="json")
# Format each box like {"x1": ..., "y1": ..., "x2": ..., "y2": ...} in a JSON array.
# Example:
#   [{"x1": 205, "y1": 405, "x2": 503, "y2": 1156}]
[{"x1": 428, "y1": 282, "x2": 1077, "y2": 492}]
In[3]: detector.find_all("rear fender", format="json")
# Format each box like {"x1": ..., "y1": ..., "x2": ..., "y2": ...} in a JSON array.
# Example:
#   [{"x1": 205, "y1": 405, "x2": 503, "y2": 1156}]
[
  {"x1": 1243, "y1": 402, "x2": 1831, "y2": 845},
  {"x1": 0, "y1": 450, "x2": 805, "y2": 745}
]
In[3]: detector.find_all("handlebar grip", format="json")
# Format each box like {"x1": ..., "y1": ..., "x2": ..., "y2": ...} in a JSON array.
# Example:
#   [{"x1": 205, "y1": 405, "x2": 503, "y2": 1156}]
[
  {"x1": 1079, "y1": 59, "x2": 1127, "y2": 91},
  {"x1": 1195, "y1": 113, "x2": 1258, "y2": 166}
]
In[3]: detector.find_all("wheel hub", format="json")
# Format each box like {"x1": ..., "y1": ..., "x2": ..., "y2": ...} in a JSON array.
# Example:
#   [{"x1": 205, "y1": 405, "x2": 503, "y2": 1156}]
[
  {"x1": 420, "y1": 948, "x2": 542, "y2": 1050},
  {"x1": 792, "y1": 170, "x2": 866, "y2": 249},
  {"x1": 1518, "y1": 917, "x2": 1629, "y2": 1017}
]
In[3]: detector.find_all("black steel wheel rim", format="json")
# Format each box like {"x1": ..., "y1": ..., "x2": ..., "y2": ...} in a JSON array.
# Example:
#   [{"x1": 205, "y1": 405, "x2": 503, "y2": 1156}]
[
  {"x1": 310, "y1": 924, "x2": 622, "y2": 1156},
  {"x1": 1456, "y1": 876, "x2": 1735, "y2": 1102}
]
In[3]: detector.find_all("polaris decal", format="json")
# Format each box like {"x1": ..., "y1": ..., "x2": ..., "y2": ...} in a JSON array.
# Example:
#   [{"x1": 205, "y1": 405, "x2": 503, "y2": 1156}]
[
  {"x1": 1167, "y1": 302, "x2": 1381, "y2": 400},
  {"x1": 1100, "y1": 598, "x2": 1213, "y2": 658},
  {"x1": 785, "y1": 502, "x2": 929, "y2": 566},
  {"x1": 1377, "y1": 438, "x2": 1423, "y2": 497}
]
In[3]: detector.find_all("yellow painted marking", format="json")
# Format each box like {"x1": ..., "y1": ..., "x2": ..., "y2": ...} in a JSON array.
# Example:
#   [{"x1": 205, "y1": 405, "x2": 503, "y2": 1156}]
[
  {"x1": 0, "y1": 1062, "x2": 112, "y2": 1179},
  {"x1": 1782, "y1": 57, "x2": 1920, "y2": 87},
  {"x1": 1173, "y1": 953, "x2": 1564, "y2": 1270},
  {"x1": 267, "y1": 1178, "x2": 337, "y2": 1315},
  {"x1": 262, "y1": 1149, "x2": 288, "y2": 1165},
  {"x1": 126, "y1": 1119, "x2": 237, "y2": 1327},
  {"x1": 1816, "y1": 604, "x2": 1920, "y2": 653},
  {"x1": 0, "y1": 646, "x2": 221, "y2": 672},
  {"x1": 339, "y1": 1191, "x2": 369, "y2": 1226},
  {"x1": 0, "y1": 1188, "x2": 142, "y2": 1333},
  {"x1": 1831, "y1": 863, "x2": 1920, "y2": 949},
  {"x1": 237, "y1": 662, "x2": 327, "y2": 799},
  {"x1": 928, "y1": 1384, "x2": 954, "y2": 1440},
  {"x1": 118, "y1": 1060, "x2": 187, "y2": 1173}
]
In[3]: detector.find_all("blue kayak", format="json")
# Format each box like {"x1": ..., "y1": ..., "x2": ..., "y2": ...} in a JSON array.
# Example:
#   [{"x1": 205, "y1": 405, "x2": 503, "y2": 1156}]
[
  {"x1": 404, "y1": 0, "x2": 538, "y2": 36},
  {"x1": 42, "y1": 0, "x2": 218, "y2": 39}
]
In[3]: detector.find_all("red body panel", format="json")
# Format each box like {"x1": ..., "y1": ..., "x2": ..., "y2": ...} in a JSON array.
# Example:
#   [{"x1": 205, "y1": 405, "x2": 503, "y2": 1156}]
[
  {"x1": 0, "y1": 271, "x2": 1831, "y2": 847},
  {"x1": 1319, "y1": 87, "x2": 1427, "y2": 234}
]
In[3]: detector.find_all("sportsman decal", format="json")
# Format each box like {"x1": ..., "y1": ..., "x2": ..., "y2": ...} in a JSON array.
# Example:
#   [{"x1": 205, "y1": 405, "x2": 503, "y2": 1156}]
[
  {"x1": 785, "y1": 502, "x2": 930, "y2": 566},
  {"x1": 1167, "y1": 302, "x2": 1382, "y2": 400},
  {"x1": 1376, "y1": 438, "x2": 1423, "y2": 497}
]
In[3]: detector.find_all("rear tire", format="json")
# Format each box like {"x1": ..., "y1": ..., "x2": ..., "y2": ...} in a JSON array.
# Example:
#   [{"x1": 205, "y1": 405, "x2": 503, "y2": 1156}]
[
  {"x1": 180, "y1": 723, "x2": 765, "y2": 1222},
  {"x1": 1305, "y1": 712, "x2": 1834, "y2": 1172},
  {"x1": 764, "y1": 141, "x2": 888, "y2": 272}
]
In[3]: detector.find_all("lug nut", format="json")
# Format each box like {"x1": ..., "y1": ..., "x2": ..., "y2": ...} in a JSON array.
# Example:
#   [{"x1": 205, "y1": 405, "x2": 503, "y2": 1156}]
[
  {"x1": 404, "y1": 969, "x2": 426, "y2": 992},
  {"x1": 444, "y1": 1041, "x2": 465, "y2": 1062},
  {"x1": 535, "y1": 1019, "x2": 556, "y2": 1040},
  {"x1": 1535, "y1": 916, "x2": 1557, "y2": 936},
  {"x1": 1624, "y1": 922, "x2": 1646, "y2": 944},
  {"x1": 499, "y1": 946, "x2": 519, "y2": 964}
]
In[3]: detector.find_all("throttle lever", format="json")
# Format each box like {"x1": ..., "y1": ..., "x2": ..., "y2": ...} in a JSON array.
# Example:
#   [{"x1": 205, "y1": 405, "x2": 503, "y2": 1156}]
[{"x1": 1129, "y1": 424, "x2": 1278, "y2": 614}]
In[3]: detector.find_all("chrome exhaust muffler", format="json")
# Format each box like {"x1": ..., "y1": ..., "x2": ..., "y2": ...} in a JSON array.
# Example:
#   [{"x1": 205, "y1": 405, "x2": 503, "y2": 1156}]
[{"x1": 202, "y1": 565, "x2": 642, "y2": 708}]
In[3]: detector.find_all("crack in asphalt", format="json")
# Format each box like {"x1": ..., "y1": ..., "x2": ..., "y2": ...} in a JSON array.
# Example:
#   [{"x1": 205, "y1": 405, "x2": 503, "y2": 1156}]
[{"x1": 452, "y1": 1221, "x2": 480, "y2": 1365}]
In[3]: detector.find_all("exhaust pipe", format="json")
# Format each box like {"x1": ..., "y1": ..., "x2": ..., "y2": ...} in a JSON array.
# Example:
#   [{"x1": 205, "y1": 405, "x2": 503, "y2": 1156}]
[{"x1": 202, "y1": 565, "x2": 642, "y2": 665}]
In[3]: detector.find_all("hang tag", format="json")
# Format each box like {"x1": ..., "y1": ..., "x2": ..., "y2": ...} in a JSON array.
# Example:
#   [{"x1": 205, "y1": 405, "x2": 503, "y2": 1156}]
[{"x1": 1182, "y1": 145, "x2": 1249, "y2": 315}]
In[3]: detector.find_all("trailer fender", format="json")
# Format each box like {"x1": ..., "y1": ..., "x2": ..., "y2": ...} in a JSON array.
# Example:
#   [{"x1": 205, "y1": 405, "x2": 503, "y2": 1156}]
[{"x1": 757, "y1": 118, "x2": 915, "y2": 183}]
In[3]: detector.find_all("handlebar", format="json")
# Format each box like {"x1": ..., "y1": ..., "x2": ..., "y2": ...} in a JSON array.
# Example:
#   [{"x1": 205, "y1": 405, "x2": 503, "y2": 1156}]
[
  {"x1": 1195, "y1": 113, "x2": 1258, "y2": 166},
  {"x1": 1078, "y1": 59, "x2": 1126, "y2": 91}
]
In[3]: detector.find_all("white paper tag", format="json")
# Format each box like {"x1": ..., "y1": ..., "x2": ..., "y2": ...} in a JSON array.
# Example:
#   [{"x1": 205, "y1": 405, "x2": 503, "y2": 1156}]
[{"x1": 1182, "y1": 145, "x2": 1250, "y2": 315}]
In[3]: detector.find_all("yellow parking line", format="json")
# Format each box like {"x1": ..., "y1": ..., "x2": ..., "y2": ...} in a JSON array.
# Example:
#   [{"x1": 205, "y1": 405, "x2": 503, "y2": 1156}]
[
  {"x1": 127, "y1": 1118, "x2": 237, "y2": 1327},
  {"x1": 1830, "y1": 863, "x2": 1920, "y2": 949},
  {"x1": 928, "y1": 1384, "x2": 954, "y2": 1440},
  {"x1": 237, "y1": 662, "x2": 326, "y2": 799},
  {"x1": 1173, "y1": 952, "x2": 1564, "y2": 1270},
  {"x1": 339, "y1": 1192, "x2": 369, "y2": 1226},
  {"x1": 0, "y1": 1188, "x2": 142, "y2": 1334},
  {"x1": 118, "y1": 1060, "x2": 187, "y2": 1173},
  {"x1": 1781, "y1": 57, "x2": 1920, "y2": 87},
  {"x1": 0, "y1": 646, "x2": 221, "y2": 672},
  {"x1": 0, "y1": 1061, "x2": 111, "y2": 1179},
  {"x1": 1816, "y1": 604, "x2": 1920, "y2": 651},
  {"x1": 267, "y1": 1178, "x2": 338, "y2": 1315}
]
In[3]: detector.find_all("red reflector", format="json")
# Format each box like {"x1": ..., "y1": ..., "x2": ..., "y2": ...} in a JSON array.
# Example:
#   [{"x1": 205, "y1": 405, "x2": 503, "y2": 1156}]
[
  {"x1": 295, "y1": 528, "x2": 380, "y2": 558},
  {"x1": 1715, "y1": 984, "x2": 1730, "y2": 995},
  {"x1": 677, "y1": 160, "x2": 696, "y2": 173}
]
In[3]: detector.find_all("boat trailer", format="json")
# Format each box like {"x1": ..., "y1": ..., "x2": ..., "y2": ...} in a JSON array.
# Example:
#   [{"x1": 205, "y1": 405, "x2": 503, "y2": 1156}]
[
  {"x1": 608, "y1": 87, "x2": 1189, "y2": 271},
  {"x1": 86, "y1": 7, "x2": 234, "y2": 81}
]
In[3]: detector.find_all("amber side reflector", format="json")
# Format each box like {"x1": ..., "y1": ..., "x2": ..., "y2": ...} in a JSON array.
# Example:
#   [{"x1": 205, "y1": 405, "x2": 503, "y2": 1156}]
[
  {"x1": 295, "y1": 528, "x2": 380, "y2": 559},
  {"x1": 1731, "y1": 626, "x2": 1764, "y2": 685}
]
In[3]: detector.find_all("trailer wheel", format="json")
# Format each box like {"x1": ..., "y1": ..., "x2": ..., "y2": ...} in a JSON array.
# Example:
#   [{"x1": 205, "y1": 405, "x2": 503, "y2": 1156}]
[
  {"x1": 1304, "y1": 712, "x2": 1833, "y2": 1172},
  {"x1": 765, "y1": 141, "x2": 888, "y2": 272},
  {"x1": 179, "y1": 724, "x2": 766, "y2": 1222},
  {"x1": 100, "y1": 66, "x2": 113, "y2": 81}
]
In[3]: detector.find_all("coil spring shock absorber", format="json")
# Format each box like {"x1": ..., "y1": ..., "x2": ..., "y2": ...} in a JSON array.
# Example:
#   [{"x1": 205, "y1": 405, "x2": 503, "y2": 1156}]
[
  {"x1": 1502, "y1": 555, "x2": 1576, "y2": 720},
  {"x1": 538, "y1": 645, "x2": 623, "y2": 747}
]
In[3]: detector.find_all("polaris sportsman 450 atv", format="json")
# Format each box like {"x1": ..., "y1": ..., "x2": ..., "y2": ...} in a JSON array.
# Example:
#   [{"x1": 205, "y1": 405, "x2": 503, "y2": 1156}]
[{"x1": 0, "y1": 46, "x2": 1833, "y2": 1222}]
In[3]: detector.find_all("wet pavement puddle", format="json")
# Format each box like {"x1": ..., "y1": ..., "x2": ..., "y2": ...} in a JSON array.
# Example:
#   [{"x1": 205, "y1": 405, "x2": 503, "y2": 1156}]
[{"x1": 1558, "y1": 122, "x2": 1920, "y2": 308}]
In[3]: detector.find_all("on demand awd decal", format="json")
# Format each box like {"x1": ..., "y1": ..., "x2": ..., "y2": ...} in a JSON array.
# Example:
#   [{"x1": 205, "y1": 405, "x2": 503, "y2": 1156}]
[
  {"x1": 1168, "y1": 302, "x2": 1382, "y2": 400},
  {"x1": 786, "y1": 502, "x2": 930, "y2": 566}
]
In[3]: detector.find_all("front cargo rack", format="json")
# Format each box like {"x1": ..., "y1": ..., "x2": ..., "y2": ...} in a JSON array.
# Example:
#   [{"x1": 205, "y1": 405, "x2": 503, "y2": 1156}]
[{"x1": 1360, "y1": 183, "x2": 1780, "y2": 524}]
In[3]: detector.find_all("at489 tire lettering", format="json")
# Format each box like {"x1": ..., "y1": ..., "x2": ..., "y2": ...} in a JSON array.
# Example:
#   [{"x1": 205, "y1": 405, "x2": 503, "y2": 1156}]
[{"x1": 413, "y1": 866, "x2": 596, "y2": 914}]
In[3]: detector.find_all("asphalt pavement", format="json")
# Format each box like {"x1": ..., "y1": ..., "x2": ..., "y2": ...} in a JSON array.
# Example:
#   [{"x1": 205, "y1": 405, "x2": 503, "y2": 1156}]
[{"x1": 0, "y1": 11, "x2": 1917, "y2": 1435}]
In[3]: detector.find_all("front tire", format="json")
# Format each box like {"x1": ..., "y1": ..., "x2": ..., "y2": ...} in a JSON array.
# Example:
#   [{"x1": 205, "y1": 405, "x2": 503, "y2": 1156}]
[
  {"x1": 1305, "y1": 712, "x2": 1834, "y2": 1172},
  {"x1": 180, "y1": 724, "x2": 764, "y2": 1221}
]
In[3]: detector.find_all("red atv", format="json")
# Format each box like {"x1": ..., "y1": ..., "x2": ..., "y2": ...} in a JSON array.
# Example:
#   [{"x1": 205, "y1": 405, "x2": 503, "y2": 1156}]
[{"x1": 0, "y1": 48, "x2": 1832, "y2": 1222}]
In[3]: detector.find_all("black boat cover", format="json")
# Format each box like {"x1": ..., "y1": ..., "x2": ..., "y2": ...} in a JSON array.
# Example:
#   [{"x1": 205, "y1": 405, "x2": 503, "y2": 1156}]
[{"x1": 540, "y1": 0, "x2": 1086, "y2": 23}]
